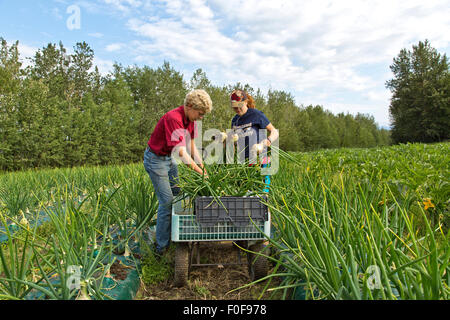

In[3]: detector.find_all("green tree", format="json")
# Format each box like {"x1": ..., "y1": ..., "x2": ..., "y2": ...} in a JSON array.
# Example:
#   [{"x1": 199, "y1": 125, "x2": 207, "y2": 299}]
[
  {"x1": 303, "y1": 105, "x2": 338, "y2": 150},
  {"x1": 386, "y1": 40, "x2": 450, "y2": 143},
  {"x1": 189, "y1": 68, "x2": 211, "y2": 90},
  {"x1": 118, "y1": 61, "x2": 187, "y2": 147},
  {"x1": 27, "y1": 41, "x2": 71, "y2": 100},
  {"x1": 0, "y1": 38, "x2": 22, "y2": 169},
  {"x1": 68, "y1": 41, "x2": 95, "y2": 104},
  {"x1": 266, "y1": 90, "x2": 301, "y2": 151},
  {"x1": 355, "y1": 113, "x2": 377, "y2": 147},
  {"x1": 1, "y1": 37, "x2": 396, "y2": 171},
  {"x1": 97, "y1": 76, "x2": 140, "y2": 164}
]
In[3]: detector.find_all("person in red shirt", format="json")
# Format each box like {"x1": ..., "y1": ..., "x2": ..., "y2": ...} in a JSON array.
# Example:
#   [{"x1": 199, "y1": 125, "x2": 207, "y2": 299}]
[{"x1": 143, "y1": 89, "x2": 212, "y2": 255}]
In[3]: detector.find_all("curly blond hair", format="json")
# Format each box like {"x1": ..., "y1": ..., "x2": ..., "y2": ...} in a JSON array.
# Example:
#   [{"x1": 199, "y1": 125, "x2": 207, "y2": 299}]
[{"x1": 184, "y1": 89, "x2": 213, "y2": 113}]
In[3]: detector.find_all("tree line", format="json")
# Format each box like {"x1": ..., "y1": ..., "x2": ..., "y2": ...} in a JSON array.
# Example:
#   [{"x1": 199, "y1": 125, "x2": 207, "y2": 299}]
[{"x1": 1, "y1": 38, "x2": 391, "y2": 171}]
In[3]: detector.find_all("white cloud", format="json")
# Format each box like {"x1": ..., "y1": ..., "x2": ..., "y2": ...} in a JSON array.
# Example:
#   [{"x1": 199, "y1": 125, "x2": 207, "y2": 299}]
[
  {"x1": 93, "y1": 57, "x2": 115, "y2": 75},
  {"x1": 102, "y1": 0, "x2": 143, "y2": 14},
  {"x1": 89, "y1": 32, "x2": 104, "y2": 38},
  {"x1": 11, "y1": 0, "x2": 450, "y2": 127},
  {"x1": 16, "y1": 43, "x2": 39, "y2": 68},
  {"x1": 118, "y1": 0, "x2": 450, "y2": 126},
  {"x1": 105, "y1": 43, "x2": 124, "y2": 52}
]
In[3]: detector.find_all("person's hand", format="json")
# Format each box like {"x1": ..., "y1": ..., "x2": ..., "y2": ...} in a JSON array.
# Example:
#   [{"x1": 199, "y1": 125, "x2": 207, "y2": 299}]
[
  {"x1": 199, "y1": 165, "x2": 208, "y2": 179},
  {"x1": 263, "y1": 138, "x2": 271, "y2": 147},
  {"x1": 251, "y1": 143, "x2": 264, "y2": 154}
]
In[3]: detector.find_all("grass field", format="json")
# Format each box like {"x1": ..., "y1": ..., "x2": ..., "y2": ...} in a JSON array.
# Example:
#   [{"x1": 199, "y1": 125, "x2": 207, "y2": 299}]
[{"x1": 1, "y1": 142, "x2": 448, "y2": 300}]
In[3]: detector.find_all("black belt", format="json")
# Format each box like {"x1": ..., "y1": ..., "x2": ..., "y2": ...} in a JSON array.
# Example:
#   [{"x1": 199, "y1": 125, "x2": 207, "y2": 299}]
[{"x1": 146, "y1": 146, "x2": 168, "y2": 157}]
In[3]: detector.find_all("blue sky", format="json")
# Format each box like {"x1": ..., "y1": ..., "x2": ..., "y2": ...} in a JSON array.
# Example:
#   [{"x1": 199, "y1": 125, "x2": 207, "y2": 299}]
[{"x1": 1, "y1": 0, "x2": 450, "y2": 129}]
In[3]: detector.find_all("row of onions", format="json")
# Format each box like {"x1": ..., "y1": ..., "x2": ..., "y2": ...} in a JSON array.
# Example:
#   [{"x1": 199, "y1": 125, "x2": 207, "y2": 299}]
[
  {"x1": 1, "y1": 142, "x2": 449, "y2": 299},
  {"x1": 247, "y1": 143, "x2": 449, "y2": 300},
  {"x1": 0, "y1": 165, "x2": 158, "y2": 299}
]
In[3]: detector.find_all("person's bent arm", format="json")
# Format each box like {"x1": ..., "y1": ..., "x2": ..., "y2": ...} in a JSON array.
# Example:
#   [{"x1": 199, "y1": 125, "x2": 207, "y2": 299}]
[
  {"x1": 263, "y1": 123, "x2": 279, "y2": 147},
  {"x1": 178, "y1": 146, "x2": 207, "y2": 177},
  {"x1": 190, "y1": 138, "x2": 204, "y2": 169}
]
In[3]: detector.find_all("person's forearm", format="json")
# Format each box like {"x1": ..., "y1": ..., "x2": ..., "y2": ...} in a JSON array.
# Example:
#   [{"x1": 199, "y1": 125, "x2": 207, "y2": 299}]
[
  {"x1": 269, "y1": 129, "x2": 279, "y2": 143},
  {"x1": 190, "y1": 142, "x2": 204, "y2": 167},
  {"x1": 179, "y1": 146, "x2": 204, "y2": 175},
  {"x1": 264, "y1": 129, "x2": 279, "y2": 146}
]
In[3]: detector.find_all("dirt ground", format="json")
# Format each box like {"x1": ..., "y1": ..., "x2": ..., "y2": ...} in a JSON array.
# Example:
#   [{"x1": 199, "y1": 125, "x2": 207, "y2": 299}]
[{"x1": 134, "y1": 241, "x2": 282, "y2": 300}]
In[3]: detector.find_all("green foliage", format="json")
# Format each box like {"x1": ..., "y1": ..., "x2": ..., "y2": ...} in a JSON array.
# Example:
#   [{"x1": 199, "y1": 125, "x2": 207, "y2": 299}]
[
  {"x1": 140, "y1": 245, "x2": 174, "y2": 285},
  {"x1": 0, "y1": 142, "x2": 447, "y2": 299},
  {"x1": 386, "y1": 40, "x2": 450, "y2": 144},
  {"x1": 266, "y1": 142, "x2": 449, "y2": 300},
  {"x1": 0, "y1": 38, "x2": 392, "y2": 171}
]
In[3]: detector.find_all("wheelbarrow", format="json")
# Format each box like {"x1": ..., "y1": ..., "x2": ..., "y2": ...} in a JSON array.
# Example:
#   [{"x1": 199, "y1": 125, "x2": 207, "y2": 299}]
[{"x1": 171, "y1": 194, "x2": 271, "y2": 287}]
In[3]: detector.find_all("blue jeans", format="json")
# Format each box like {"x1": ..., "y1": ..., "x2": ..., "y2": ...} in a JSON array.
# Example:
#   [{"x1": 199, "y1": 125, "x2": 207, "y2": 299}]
[{"x1": 143, "y1": 147, "x2": 180, "y2": 252}]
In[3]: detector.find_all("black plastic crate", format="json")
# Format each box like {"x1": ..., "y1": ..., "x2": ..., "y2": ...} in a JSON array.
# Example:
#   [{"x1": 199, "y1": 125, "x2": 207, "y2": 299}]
[{"x1": 194, "y1": 196, "x2": 268, "y2": 227}]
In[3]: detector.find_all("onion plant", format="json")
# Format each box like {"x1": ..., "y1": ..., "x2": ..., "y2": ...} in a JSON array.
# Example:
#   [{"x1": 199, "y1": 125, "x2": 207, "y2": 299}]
[
  {"x1": 0, "y1": 186, "x2": 117, "y2": 300},
  {"x1": 254, "y1": 151, "x2": 449, "y2": 300},
  {"x1": 176, "y1": 161, "x2": 267, "y2": 210},
  {"x1": 105, "y1": 171, "x2": 158, "y2": 255},
  {"x1": 2, "y1": 142, "x2": 448, "y2": 300},
  {"x1": 0, "y1": 185, "x2": 34, "y2": 218},
  {"x1": 0, "y1": 164, "x2": 157, "y2": 299},
  {"x1": 0, "y1": 212, "x2": 36, "y2": 299},
  {"x1": 14, "y1": 188, "x2": 115, "y2": 300}
]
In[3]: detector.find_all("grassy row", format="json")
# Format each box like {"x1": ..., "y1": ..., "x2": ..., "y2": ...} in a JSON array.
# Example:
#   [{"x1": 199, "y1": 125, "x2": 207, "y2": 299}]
[
  {"x1": 265, "y1": 172, "x2": 449, "y2": 299},
  {"x1": 0, "y1": 165, "x2": 158, "y2": 299},
  {"x1": 262, "y1": 142, "x2": 449, "y2": 299}
]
